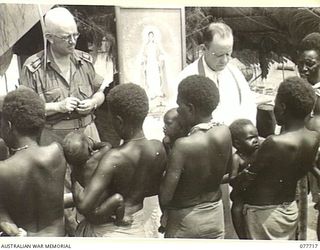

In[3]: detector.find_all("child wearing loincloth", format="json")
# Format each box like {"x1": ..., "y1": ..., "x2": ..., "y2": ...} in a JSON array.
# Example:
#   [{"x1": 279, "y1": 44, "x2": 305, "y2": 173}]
[
  {"x1": 159, "y1": 108, "x2": 188, "y2": 233},
  {"x1": 232, "y1": 77, "x2": 320, "y2": 240}
]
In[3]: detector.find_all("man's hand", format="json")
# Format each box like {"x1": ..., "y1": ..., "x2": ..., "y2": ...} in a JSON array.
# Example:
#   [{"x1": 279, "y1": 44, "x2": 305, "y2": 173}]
[
  {"x1": 59, "y1": 97, "x2": 80, "y2": 113},
  {"x1": 76, "y1": 99, "x2": 96, "y2": 115}
]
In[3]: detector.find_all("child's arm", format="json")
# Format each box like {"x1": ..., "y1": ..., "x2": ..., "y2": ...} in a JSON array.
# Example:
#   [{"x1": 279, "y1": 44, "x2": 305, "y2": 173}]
[
  {"x1": 311, "y1": 147, "x2": 320, "y2": 186},
  {"x1": 92, "y1": 141, "x2": 112, "y2": 151},
  {"x1": 87, "y1": 136, "x2": 112, "y2": 151},
  {"x1": 64, "y1": 193, "x2": 75, "y2": 209},
  {"x1": 221, "y1": 147, "x2": 236, "y2": 184},
  {"x1": 91, "y1": 193, "x2": 124, "y2": 220},
  {"x1": 232, "y1": 137, "x2": 274, "y2": 190},
  {"x1": 229, "y1": 154, "x2": 241, "y2": 182}
]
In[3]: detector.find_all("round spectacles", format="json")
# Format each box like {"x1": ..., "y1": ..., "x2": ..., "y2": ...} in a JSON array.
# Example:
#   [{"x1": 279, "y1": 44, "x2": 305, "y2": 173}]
[
  {"x1": 209, "y1": 51, "x2": 232, "y2": 58},
  {"x1": 51, "y1": 33, "x2": 80, "y2": 42}
]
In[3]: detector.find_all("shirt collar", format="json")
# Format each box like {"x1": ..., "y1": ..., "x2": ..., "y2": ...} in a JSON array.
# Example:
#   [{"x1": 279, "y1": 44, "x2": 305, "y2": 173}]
[
  {"x1": 202, "y1": 56, "x2": 226, "y2": 74},
  {"x1": 46, "y1": 47, "x2": 82, "y2": 66}
]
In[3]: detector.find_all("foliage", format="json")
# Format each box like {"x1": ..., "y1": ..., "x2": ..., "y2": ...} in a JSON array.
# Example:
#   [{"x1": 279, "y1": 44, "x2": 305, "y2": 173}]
[
  {"x1": 185, "y1": 7, "x2": 320, "y2": 79},
  {"x1": 65, "y1": 5, "x2": 117, "y2": 69}
]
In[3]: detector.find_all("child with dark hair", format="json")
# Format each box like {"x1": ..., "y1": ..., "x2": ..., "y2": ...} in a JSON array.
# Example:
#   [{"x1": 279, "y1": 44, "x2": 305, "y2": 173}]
[
  {"x1": 229, "y1": 119, "x2": 261, "y2": 239},
  {"x1": 62, "y1": 132, "x2": 128, "y2": 226},
  {"x1": 160, "y1": 75, "x2": 233, "y2": 238},
  {"x1": 233, "y1": 76, "x2": 320, "y2": 240},
  {"x1": 72, "y1": 83, "x2": 166, "y2": 237},
  {"x1": 162, "y1": 108, "x2": 187, "y2": 155},
  {"x1": 0, "y1": 87, "x2": 66, "y2": 236},
  {"x1": 158, "y1": 108, "x2": 188, "y2": 234}
]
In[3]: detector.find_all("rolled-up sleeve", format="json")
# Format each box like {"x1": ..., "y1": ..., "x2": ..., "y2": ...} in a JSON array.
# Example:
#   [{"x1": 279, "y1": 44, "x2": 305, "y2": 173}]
[{"x1": 20, "y1": 65, "x2": 36, "y2": 91}]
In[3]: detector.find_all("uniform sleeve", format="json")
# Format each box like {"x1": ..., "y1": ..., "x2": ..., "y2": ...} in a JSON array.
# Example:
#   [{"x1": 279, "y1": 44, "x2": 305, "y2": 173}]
[
  {"x1": 19, "y1": 64, "x2": 37, "y2": 91},
  {"x1": 92, "y1": 71, "x2": 104, "y2": 91},
  {"x1": 85, "y1": 62, "x2": 104, "y2": 93}
]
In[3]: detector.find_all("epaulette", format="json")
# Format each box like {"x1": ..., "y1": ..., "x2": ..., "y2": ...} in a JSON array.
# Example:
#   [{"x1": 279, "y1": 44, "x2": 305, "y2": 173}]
[
  {"x1": 79, "y1": 51, "x2": 93, "y2": 64},
  {"x1": 25, "y1": 56, "x2": 42, "y2": 73}
]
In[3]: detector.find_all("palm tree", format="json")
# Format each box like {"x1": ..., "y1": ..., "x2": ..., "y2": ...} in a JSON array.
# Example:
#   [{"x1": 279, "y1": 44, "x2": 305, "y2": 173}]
[{"x1": 185, "y1": 7, "x2": 320, "y2": 79}]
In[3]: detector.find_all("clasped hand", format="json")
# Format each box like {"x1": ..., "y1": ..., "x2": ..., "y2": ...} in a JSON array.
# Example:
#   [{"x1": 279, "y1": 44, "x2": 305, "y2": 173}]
[{"x1": 59, "y1": 97, "x2": 95, "y2": 115}]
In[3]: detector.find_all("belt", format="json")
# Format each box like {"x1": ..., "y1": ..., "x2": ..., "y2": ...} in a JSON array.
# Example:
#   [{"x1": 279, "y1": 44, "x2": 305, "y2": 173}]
[{"x1": 45, "y1": 114, "x2": 93, "y2": 130}]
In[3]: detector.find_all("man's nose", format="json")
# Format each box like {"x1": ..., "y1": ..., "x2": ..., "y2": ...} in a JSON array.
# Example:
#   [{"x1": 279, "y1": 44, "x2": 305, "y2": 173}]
[
  {"x1": 221, "y1": 54, "x2": 230, "y2": 64},
  {"x1": 303, "y1": 64, "x2": 309, "y2": 72}
]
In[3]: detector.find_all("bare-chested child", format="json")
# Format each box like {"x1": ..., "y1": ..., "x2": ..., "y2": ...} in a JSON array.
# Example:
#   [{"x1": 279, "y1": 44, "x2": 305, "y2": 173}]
[
  {"x1": 62, "y1": 131, "x2": 128, "y2": 226},
  {"x1": 162, "y1": 108, "x2": 188, "y2": 155},
  {"x1": 0, "y1": 88, "x2": 66, "y2": 236},
  {"x1": 233, "y1": 76, "x2": 320, "y2": 240},
  {"x1": 159, "y1": 108, "x2": 187, "y2": 233},
  {"x1": 72, "y1": 83, "x2": 167, "y2": 237},
  {"x1": 228, "y1": 119, "x2": 261, "y2": 239},
  {"x1": 160, "y1": 75, "x2": 233, "y2": 238}
]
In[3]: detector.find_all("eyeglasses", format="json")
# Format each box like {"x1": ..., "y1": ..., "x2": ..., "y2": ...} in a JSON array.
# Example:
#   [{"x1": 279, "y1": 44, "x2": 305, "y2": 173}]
[
  {"x1": 209, "y1": 51, "x2": 232, "y2": 58},
  {"x1": 50, "y1": 33, "x2": 80, "y2": 42}
]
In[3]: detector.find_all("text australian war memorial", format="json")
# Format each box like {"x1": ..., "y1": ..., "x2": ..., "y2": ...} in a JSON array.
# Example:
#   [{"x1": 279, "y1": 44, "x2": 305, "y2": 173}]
[{"x1": 0, "y1": 4, "x2": 320, "y2": 240}]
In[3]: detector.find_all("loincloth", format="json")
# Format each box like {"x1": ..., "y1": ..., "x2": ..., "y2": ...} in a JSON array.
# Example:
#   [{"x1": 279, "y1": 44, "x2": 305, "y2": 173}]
[
  {"x1": 165, "y1": 200, "x2": 224, "y2": 239},
  {"x1": 75, "y1": 209, "x2": 146, "y2": 237},
  {"x1": 243, "y1": 201, "x2": 298, "y2": 240}
]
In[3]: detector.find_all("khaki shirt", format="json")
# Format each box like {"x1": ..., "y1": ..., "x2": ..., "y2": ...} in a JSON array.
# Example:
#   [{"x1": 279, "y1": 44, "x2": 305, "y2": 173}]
[
  {"x1": 21, "y1": 49, "x2": 103, "y2": 102},
  {"x1": 20, "y1": 49, "x2": 104, "y2": 122}
]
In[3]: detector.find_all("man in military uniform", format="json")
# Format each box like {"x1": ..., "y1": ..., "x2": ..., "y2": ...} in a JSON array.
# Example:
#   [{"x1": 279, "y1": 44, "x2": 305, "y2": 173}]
[
  {"x1": 20, "y1": 7, "x2": 107, "y2": 236},
  {"x1": 20, "y1": 7, "x2": 106, "y2": 145}
]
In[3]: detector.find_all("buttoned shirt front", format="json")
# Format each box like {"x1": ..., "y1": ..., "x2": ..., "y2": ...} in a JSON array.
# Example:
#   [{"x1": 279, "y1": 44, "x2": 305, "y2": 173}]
[
  {"x1": 21, "y1": 48, "x2": 103, "y2": 102},
  {"x1": 20, "y1": 48, "x2": 103, "y2": 122}
]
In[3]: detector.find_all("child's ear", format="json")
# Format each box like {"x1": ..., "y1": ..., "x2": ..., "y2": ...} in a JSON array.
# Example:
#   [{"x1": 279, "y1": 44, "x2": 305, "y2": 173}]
[
  {"x1": 187, "y1": 103, "x2": 195, "y2": 115},
  {"x1": 115, "y1": 115, "x2": 124, "y2": 129}
]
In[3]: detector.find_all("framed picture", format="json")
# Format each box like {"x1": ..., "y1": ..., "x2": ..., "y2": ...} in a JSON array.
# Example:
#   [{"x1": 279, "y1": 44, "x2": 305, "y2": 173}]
[{"x1": 115, "y1": 7, "x2": 186, "y2": 107}]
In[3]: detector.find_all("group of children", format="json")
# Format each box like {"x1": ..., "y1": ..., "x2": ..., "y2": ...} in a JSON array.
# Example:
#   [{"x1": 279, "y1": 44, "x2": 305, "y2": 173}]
[
  {"x1": 1, "y1": 73, "x2": 319, "y2": 239},
  {"x1": 161, "y1": 107, "x2": 262, "y2": 239},
  {"x1": 60, "y1": 100, "x2": 260, "y2": 238}
]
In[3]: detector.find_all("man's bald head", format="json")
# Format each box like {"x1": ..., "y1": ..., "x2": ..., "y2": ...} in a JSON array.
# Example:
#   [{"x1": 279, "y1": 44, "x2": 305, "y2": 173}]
[{"x1": 45, "y1": 7, "x2": 77, "y2": 35}]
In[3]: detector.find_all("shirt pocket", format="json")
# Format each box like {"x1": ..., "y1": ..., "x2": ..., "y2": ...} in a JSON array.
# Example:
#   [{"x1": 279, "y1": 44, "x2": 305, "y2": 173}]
[
  {"x1": 78, "y1": 84, "x2": 93, "y2": 99},
  {"x1": 43, "y1": 87, "x2": 62, "y2": 103}
]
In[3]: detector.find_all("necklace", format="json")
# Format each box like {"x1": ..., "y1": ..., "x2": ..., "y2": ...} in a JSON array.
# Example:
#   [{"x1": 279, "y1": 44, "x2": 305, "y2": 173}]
[
  {"x1": 123, "y1": 136, "x2": 145, "y2": 143},
  {"x1": 11, "y1": 145, "x2": 29, "y2": 152}
]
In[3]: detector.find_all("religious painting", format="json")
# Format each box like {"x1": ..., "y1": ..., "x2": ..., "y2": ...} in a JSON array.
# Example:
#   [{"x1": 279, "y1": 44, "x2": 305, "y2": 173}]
[{"x1": 115, "y1": 7, "x2": 186, "y2": 112}]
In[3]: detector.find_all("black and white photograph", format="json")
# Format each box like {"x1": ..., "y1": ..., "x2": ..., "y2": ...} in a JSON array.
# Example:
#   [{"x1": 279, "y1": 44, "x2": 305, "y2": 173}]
[{"x1": 0, "y1": 0, "x2": 320, "y2": 248}]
